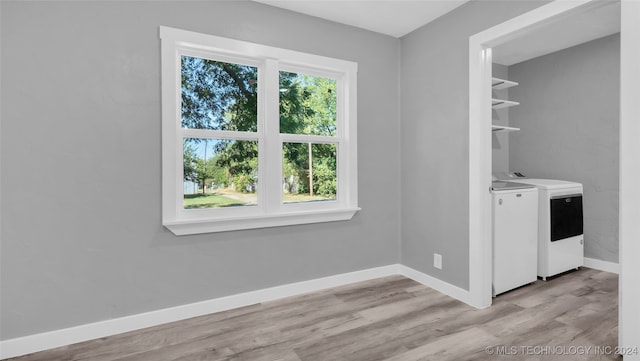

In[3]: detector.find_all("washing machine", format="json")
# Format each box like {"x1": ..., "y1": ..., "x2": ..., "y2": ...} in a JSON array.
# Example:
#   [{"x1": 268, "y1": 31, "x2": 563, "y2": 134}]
[{"x1": 495, "y1": 174, "x2": 584, "y2": 279}]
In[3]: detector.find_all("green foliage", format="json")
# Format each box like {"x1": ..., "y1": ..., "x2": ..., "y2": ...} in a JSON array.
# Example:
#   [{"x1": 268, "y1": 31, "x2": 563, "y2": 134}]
[
  {"x1": 181, "y1": 57, "x2": 337, "y2": 199},
  {"x1": 181, "y1": 56, "x2": 257, "y2": 131},
  {"x1": 208, "y1": 156, "x2": 229, "y2": 188},
  {"x1": 302, "y1": 75, "x2": 337, "y2": 136},
  {"x1": 279, "y1": 72, "x2": 336, "y2": 136},
  {"x1": 183, "y1": 141, "x2": 199, "y2": 183},
  {"x1": 282, "y1": 159, "x2": 299, "y2": 194},
  {"x1": 312, "y1": 145, "x2": 337, "y2": 197},
  {"x1": 214, "y1": 140, "x2": 258, "y2": 192}
]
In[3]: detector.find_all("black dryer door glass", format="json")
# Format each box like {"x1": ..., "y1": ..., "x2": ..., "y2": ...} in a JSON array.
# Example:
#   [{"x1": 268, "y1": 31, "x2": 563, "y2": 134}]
[{"x1": 550, "y1": 194, "x2": 583, "y2": 242}]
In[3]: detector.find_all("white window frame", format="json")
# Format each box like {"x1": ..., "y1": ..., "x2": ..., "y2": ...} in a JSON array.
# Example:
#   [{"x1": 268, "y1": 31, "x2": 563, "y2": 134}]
[{"x1": 160, "y1": 26, "x2": 359, "y2": 235}]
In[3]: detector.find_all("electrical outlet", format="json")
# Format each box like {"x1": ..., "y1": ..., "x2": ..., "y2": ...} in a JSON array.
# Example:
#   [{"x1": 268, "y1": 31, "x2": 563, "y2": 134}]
[{"x1": 434, "y1": 253, "x2": 442, "y2": 270}]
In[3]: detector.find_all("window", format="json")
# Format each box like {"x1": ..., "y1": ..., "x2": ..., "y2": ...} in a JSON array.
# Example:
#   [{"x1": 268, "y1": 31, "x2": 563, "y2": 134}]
[{"x1": 160, "y1": 27, "x2": 359, "y2": 235}]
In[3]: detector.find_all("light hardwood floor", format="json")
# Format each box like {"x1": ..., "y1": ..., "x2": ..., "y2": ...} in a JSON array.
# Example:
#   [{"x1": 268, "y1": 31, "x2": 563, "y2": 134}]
[{"x1": 6, "y1": 268, "x2": 619, "y2": 361}]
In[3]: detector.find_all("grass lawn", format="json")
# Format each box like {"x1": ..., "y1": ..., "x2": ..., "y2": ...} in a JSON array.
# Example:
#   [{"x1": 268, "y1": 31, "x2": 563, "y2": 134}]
[
  {"x1": 184, "y1": 191, "x2": 335, "y2": 208},
  {"x1": 282, "y1": 193, "x2": 335, "y2": 203},
  {"x1": 183, "y1": 193, "x2": 248, "y2": 209}
]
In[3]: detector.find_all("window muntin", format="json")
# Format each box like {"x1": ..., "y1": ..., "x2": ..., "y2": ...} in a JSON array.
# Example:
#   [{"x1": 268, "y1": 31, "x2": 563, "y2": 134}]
[{"x1": 161, "y1": 27, "x2": 358, "y2": 234}]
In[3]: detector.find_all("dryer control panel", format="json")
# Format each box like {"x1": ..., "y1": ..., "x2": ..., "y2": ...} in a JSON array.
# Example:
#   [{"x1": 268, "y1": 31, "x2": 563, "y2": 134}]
[{"x1": 493, "y1": 171, "x2": 526, "y2": 180}]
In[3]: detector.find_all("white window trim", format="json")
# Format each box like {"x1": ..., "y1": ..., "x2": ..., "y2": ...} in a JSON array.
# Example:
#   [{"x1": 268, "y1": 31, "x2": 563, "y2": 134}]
[{"x1": 160, "y1": 26, "x2": 359, "y2": 235}]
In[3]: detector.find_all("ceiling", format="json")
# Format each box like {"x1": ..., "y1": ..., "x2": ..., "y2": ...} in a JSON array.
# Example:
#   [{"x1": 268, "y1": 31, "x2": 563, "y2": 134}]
[
  {"x1": 253, "y1": 0, "x2": 470, "y2": 38},
  {"x1": 492, "y1": 0, "x2": 621, "y2": 66},
  {"x1": 253, "y1": 0, "x2": 621, "y2": 66}
]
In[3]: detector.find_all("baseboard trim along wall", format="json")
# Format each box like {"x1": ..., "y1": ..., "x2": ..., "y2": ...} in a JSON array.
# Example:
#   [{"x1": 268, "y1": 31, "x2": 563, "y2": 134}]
[
  {"x1": 584, "y1": 257, "x2": 620, "y2": 274},
  {"x1": 397, "y1": 265, "x2": 472, "y2": 303},
  {"x1": 0, "y1": 264, "x2": 474, "y2": 359}
]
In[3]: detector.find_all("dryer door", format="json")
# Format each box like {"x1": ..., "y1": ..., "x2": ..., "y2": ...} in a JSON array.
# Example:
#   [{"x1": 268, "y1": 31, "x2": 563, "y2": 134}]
[{"x1": 550, "y1": 194, "x2": 583, "y2": 242}]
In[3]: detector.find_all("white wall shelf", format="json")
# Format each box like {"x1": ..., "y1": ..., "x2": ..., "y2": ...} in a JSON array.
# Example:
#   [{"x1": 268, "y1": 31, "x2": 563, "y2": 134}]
[
  {"x1": 491, "y1": 77, "x2": 519, "y2": 130},
  {"x1": 492, "y1": 125, "x2": 520, "y2": 132},
  {"x1": 492, "y1": 98, "x2": 520, "y2": 109},
  {"x1": 492, "y1": 77, "x2": 518, "y2": 90}
]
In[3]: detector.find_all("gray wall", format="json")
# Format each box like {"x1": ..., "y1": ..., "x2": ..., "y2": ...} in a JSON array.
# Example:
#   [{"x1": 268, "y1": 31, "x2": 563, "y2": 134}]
[
  {"x1": 400, "y1": 1, "x2": 547, "y2": 289},
  {"x1": 509, "y1": 34, "x2": 620, "y2": 263},
  {"x1": 492, "y1": 63, "x2": 511, "y2": 173},
  {"x1": 0, "y1": 1, "x2": 401, "y2": 339}
]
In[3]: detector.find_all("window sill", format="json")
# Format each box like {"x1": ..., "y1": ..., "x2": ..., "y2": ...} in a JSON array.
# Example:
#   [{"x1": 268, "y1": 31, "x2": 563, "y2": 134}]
[{"x1": 164, "y1": 207, "x2": 361, "y2": 235}]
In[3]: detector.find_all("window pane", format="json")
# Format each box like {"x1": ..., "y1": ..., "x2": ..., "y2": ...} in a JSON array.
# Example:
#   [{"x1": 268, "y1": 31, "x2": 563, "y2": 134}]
[
  {"x1": 181, "y1": 56, "x2": 258, "y2": 131},
  {"x1": 282, "y1": 142, "x2": 337, "y2": 203},
  {"x1": 279, "y1": 71, "x2": 336, "y2": 136},
  {"x1": 183, "y1": 138, "x2": 258, "y2": 208}
]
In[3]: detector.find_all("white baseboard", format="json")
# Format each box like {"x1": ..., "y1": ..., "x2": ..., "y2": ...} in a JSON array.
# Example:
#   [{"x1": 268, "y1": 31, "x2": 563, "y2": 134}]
[
  {"x1": 584, "y1": 257, "x2": 620, "y2": 274},
  {"x1": 0, "y1": 264, "x2": 471, "y2": 359},
  {"x1": 0, "y1": 265, "x2": 397, "y2": 359},
  {"x1": 398, "y1": 265, "x2": 473, "y2": 306}
]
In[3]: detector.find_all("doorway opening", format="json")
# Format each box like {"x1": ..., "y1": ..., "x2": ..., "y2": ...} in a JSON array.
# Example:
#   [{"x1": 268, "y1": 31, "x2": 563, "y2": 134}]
[{"x1": 468, "y1": 0, "x2": 640, "y2": 351}]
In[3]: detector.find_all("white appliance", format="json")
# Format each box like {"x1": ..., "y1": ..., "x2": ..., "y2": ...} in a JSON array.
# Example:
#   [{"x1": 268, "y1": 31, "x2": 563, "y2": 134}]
[
  {"x1": 497, "y1": 173, "x2": 584, "y2": 279},
  {"x1": 491, "y1": 181, "x2": 538, "y2": 296}
]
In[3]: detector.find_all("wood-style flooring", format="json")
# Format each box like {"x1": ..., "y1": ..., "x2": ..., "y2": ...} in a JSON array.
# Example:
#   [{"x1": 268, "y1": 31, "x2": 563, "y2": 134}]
[{"x1": 6, "y1": 268, "x2": 619, "y2": 361}]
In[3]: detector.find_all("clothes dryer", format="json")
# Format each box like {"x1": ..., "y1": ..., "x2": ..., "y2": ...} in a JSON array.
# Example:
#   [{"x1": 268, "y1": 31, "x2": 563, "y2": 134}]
[{"x1": 501, "y1": 178, "x2": 584, "y2": 279}]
